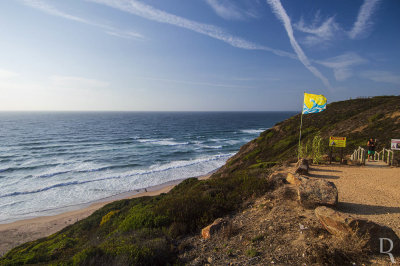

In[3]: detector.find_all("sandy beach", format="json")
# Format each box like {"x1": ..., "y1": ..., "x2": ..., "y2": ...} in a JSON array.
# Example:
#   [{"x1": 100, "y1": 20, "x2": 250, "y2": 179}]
[{"x1": 0, "y1": 175, "x2": 210, "y2": 256}]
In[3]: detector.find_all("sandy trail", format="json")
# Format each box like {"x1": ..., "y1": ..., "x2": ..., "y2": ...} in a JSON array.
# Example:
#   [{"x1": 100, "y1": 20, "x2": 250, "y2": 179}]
[{"x1": 309, "y1": 163, "x2": 400, "y2": 237}]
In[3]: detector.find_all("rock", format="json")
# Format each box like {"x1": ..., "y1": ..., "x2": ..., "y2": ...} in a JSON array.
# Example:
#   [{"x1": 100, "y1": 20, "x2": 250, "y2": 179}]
[
  {"x1": 297, "y1": 179, "x2": 338, "y2": 208},
  {"x1": 192, "y1": 257, "x2": 206, "y2": 266},
  {"x1": 268, "y1": 172, "x2": 286, "y2": 188},
  {"x1": 315, "y1": 206, "x2": 400, "y2": 254},
  {"x1": 201, "y1": 218, "x2": 226, "y2": 240},
  {"x1": 286, "y1": 173, "x2": 301, "y2": 186},
  {"x1": 295, "y1": 159, "x2": 309, "y2": 175},
  {"x1": 286, "y1": 173, "x2": 309, "y2": 186}
]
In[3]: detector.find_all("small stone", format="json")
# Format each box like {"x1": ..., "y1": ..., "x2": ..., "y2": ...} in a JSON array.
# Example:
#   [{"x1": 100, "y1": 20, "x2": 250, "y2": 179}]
[
  {"x1": 201, "y1": 218, "x2": 226, "y2": 239},
  {"x1": 286, "y1": 173, "x2": 308, "y2": 186},
  {"x1": 286, "y1": 173, "x2": 302, "y2": 186}
]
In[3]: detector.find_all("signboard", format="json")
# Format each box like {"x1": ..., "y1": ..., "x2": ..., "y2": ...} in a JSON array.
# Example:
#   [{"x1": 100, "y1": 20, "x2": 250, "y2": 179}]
[
  {"x1": 391, "y1": 139, "x2": 400, "y2": 150},
  {"x1": 329, "y1": 136, "x2": 346, "y2": 147}
]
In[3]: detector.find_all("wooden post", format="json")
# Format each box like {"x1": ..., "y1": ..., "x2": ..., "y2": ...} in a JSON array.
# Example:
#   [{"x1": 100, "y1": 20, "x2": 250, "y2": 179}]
[
  {"x1": 340, "y1": 148, "x2": 344, "y2": 164},
  {"x1": 392, "y1": 151, "x2": 394, "y2": 166}
]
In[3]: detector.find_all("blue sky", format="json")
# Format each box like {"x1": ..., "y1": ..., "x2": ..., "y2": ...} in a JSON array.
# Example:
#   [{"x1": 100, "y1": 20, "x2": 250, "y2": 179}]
[{"x1": 0, "y1": 0, "x2": 399, "y2": 111}]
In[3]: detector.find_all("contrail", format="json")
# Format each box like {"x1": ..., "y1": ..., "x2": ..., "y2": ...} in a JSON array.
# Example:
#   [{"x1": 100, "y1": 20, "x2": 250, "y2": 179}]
[{"x1": 267, "y1": 0, "x2": 331, "y2": 89}]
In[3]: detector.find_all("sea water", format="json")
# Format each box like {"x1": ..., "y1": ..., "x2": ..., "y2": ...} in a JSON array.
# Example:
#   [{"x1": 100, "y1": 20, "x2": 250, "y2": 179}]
[{"x1": 0, "y1": 111, "x2": 295, "y2": 223}]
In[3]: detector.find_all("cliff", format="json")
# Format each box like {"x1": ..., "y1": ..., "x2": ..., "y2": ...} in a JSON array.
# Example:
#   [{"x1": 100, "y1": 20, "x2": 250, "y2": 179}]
[{"x1": 2, "y1": 95, "x2": 400, "y2": 265}]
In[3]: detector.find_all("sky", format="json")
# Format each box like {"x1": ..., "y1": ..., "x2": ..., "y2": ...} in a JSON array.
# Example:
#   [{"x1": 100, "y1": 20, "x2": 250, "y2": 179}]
[{"x1": 0, "y1": 0, "x2": 399, "y2": 111}]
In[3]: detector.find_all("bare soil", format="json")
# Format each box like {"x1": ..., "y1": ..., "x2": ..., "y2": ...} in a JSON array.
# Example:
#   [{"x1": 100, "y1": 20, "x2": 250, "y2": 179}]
[{"x1": 177, "y1": 163, "x2": 400, "y2": 265}]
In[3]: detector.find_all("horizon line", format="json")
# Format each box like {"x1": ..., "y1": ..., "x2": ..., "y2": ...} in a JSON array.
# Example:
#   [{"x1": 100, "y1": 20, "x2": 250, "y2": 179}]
[{"x1": 0, "y1": 110, "x2": 299, "y2": 113}]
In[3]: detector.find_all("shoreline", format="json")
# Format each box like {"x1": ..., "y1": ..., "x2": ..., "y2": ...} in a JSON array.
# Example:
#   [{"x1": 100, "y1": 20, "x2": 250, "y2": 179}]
[{"x1": 0, "y1": 174, "x2": 211, "y2": 256}]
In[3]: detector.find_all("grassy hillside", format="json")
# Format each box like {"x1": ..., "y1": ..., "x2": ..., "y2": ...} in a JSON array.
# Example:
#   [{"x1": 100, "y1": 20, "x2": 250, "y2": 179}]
[
  {"x1": 214, "y1": 95, "x2": 400, "y2": 177},
  {"x1": 2, "y1": 96, "x2": 400, "y2": 265}
]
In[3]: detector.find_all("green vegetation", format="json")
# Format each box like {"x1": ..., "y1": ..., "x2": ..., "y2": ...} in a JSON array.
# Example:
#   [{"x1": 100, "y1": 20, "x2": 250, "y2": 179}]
[
  {"x1": 246, "y1": 248, "x2": 259, "y2": 257},
  {"x1": 2, "y1": 96, "x2": 399, "y2": 265},
  {"x1": 214, "y1": 96, "x2": 400, "y2": 175},
  {"x1": 311, "y1": 133, "x2": 323, "y2": 164},
  {"x1": 1, "y1": 170, "x2": 271, "y2": 265}
]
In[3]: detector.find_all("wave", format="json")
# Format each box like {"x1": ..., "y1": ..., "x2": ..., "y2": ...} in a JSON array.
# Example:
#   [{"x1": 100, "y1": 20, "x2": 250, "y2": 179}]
[
  {"x1": 0, "y1": 180, "x2": 97, "y2": 198},
  {"x1": 0, "y1": 153, "x2": 233, "y2": 199},
  {"x1": 0, "y1": 163, "x2": 61, "y2": 173},
  {"x1": 146, "y1": 153, "x2": 233, "y2": 173},
  {"x1": 240, "y1": 129, "x2": 267, "y2": 134},
  {"x1": 0, "y1": 200, "x2": 24, "y2": 209},
  {"x1": 201, "y1": 145, "x2": 223, "y2": 149},
  {"x1": 33, "y1": 163, "x2": 142, "y2": 179},
  {"x1": 35, "y1": 170, "x2": 71, "y2": 178},
  {"x1": 137, "y1": 138, "x2": 189, "y2": 146}
]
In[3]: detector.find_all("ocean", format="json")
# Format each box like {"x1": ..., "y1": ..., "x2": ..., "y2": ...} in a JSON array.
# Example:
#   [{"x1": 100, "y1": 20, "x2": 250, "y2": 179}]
[{"x1": 0, "y1": 111, "x2": 295, "y2": 223}]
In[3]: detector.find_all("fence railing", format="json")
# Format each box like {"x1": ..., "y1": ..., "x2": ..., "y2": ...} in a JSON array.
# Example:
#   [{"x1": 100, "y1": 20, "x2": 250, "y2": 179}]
[
  {"x1": 351, "y1": 146, "x2": 366, "y2": 164},
  {"x1": 374, "y1": 148, "x2": 394, "y2": 165},
  {"x1": 351, "y1": 146, "x2": 393, "y2": 165}
]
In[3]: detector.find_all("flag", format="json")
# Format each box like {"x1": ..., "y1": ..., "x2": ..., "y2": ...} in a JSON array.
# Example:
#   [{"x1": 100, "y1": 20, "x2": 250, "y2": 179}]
[{"x1": 302, "y1": 93, "x2": 327, "y2": 114}]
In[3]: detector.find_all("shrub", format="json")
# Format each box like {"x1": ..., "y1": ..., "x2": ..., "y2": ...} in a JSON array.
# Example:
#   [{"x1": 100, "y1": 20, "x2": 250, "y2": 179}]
[
  {"x1": 312, "y1": 133, "x2": 323, "y2": 164},
  {"x1": 100, "y1": 210, "x2": 120, "y2": 226},
  {"x1": 119, "y1": 204, "x2": 170, "y2": 232},
  {"x1": 246, "y1": 248, "x2": 259, "y2": 257}
]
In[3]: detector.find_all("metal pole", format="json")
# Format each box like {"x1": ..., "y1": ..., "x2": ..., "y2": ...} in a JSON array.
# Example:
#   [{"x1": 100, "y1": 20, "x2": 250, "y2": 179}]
[
  {"x1": 298, "y1": 113, "x2": 304, "y2": 161},
  {"x1": 297, "y1": 92, "x2": 305, "y2": 161}
]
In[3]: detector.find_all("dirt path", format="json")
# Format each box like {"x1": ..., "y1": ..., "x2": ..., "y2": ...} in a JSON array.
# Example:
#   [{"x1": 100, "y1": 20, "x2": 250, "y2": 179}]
[{"x1": 309, "y1": 163, "x2": 400, "y2": 237}]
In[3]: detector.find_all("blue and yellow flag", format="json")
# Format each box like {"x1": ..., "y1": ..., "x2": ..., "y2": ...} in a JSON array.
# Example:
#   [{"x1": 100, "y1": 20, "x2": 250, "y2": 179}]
[{"x1": 302, "y1": 93, "x2": 327, "y2": 114}]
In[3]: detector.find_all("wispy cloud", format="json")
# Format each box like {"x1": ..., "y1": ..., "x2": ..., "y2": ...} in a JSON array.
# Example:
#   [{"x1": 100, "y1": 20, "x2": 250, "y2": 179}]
[
  {"x1": 50, "y1": 75, "x2": 109, "y2": 88},
  {"x1": 294, "y1": 12, "x2": 341, "y2": 47},
  {"x1": 205, "y1": 0, "x2": 244, "y2": 20},
  {"x1": 348, "y1": 0, "x2": 381, "y2": 39},
  {"x1": 0, "y1": 69, "x2": 19, "y2": 79},
  {"x1": 266, "y1": 0, "x2": 331, "y2": 89},
  {"x1": 205, "y1": 0, "x2": 258, "y2": 20},
  {"x1": 316, "y1": 52, "x2": 367, "y2": 81},
  {"x1": 21, "y1": 0, "x2": 144, "y2": 40},
  {"x1": 360, "y1": 70, "x2": 400, "y2": 85},
  {"x1": 88, "y1": 0, "x2": 296, "y2": 59}
]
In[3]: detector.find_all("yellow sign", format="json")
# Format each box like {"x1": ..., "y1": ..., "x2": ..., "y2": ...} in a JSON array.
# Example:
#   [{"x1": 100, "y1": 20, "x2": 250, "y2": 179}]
[{"x1": 329, "y1": 137, "x2": 346, "y2": 147}]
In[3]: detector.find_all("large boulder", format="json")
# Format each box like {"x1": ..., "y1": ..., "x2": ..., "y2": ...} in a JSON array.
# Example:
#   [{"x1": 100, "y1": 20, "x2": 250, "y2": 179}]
[
  {"x1": 201, "y1": 218, "x2": 227, "y2": 240},
  {"x1": 315, "y1": 206, "x2": 400, "y2": 254},
  {"x1": 297, "y1": 179, "x2": 338, "y2": 208},
  {"x1": 295, "y1": 158, "x2": 309, "y2": 175}
]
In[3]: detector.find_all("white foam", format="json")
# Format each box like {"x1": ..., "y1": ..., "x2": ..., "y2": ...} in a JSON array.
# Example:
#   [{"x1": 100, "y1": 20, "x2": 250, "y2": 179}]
[
  {"x1": 240, "y1": 129, "x2": 267, "y2": 134},
  {"x1": 137, "y1": 138, "x2": 189, "y2": 146},
  {"x1": 0, "y1": 153, "x2": 235, "y2": 223}
]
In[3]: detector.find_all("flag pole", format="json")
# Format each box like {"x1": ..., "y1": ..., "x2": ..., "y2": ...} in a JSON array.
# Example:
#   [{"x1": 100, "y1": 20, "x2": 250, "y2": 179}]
[{"x1": 298, "y1": 92, "x2": 305, "y2": 161}]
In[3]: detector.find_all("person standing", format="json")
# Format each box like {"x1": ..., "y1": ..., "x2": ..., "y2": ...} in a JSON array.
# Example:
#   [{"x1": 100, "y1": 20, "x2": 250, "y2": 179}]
[{"x1": 367, "y1": 138, "x2": 376, "y2": 161}]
